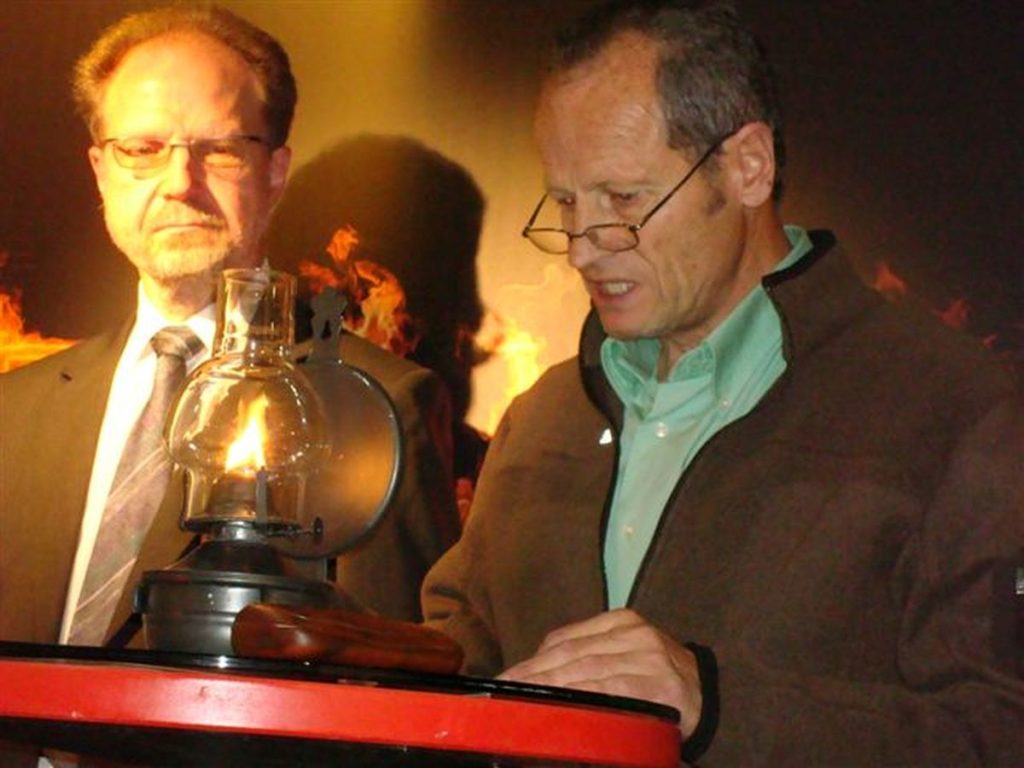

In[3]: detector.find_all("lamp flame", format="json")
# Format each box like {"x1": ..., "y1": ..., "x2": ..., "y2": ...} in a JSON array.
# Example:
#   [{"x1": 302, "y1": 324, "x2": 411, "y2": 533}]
[{"x1": 225, "y1": 394, "x2": 269, "y2": 472}]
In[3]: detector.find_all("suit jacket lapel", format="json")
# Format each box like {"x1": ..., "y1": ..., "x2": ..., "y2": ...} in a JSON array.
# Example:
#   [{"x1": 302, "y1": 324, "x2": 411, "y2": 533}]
[
  {"x1": 0, "y1": 323, "x2": 130, "y2": 641},
  {"x1": 34, "y1": 321, "x2": 196, "y2": 645}
]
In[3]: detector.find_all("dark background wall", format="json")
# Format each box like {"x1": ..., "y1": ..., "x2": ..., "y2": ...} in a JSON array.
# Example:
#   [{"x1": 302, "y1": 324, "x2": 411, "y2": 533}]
[{"x1": 1, "y1": 0, "x2": 1020, "y2": 429}]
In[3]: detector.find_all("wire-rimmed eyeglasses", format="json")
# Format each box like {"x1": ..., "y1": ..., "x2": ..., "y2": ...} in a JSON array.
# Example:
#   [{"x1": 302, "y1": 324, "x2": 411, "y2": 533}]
[
  {"x1": 521, "y1": 130, "x2": 736, "y2": 255},
  {"x1": 98, "y1": 135, "x2": 265, "y2": 173}
]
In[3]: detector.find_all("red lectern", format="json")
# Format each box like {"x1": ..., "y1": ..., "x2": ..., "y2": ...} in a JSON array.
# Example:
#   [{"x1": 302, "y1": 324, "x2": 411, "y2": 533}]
[{"x1": 0, "y1": 642, "x2": 680, "y2": 766}]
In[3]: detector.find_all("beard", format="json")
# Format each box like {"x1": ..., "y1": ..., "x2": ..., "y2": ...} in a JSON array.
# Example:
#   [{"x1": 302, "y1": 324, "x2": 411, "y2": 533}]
[
  {"x1": 137, "y1": 227, "x2": 241, "y2": 280},
  {"x1": 109, "y1": 204, "x2": 253, "y2": 283}
]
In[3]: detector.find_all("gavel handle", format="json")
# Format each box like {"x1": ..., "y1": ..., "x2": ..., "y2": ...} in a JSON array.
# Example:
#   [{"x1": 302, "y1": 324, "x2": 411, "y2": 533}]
[{"x1": 231, "y1": 603, "x2": 464, "y2": 675}]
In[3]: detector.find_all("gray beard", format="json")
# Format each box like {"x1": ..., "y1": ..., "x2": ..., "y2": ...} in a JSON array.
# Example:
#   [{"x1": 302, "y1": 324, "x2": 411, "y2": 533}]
[{"x1": 137, "y1": 231, "x2": 241, "y2": 281}]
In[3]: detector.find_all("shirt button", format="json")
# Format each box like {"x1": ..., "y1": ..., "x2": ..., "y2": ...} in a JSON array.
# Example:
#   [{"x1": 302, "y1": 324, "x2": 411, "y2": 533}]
[
  {"x1": 655, "y1": 422, "x2": 668, "y2": 438},
  {"x1": 623, "y1": 525, "x2": 635, "y2": 537},
  {"x1": 719, "y1": 398, "x2": 731, "y2": 409}
]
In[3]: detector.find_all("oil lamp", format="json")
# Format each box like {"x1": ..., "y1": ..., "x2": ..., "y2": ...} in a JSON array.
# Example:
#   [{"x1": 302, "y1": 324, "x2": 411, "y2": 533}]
[
  {"x1": 169, "y1": 267, "x2": 329, "y2": 534},
  {"x1": 136, "y1": 267, "x2": 402, "y2": 655}
]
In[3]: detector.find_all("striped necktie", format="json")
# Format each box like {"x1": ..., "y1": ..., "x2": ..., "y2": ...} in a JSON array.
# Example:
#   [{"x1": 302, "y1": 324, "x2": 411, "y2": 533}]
[{"x1": 68, "y1": 326, "x2": 204, "y2": 646}]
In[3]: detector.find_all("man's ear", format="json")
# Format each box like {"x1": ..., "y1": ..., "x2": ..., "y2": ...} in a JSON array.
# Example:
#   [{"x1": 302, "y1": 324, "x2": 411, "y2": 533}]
[
  {"x1": 731, "y1": 122, "x2": 777, "y2": 208},
  {"x1": 268, "y1": 145, "x2": 291, "y2": 206},
  {"x1": 88, "y1": 144, "x2": 108, "y2": 197}
]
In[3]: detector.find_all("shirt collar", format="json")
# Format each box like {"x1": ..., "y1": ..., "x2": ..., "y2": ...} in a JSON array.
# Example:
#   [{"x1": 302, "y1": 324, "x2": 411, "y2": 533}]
[
  {"x1": 601, "y1": 225, "x2": 813, "y2": 413},
  {"x1": 123, "y1": 282, "x2": 216, "y2": 364}
]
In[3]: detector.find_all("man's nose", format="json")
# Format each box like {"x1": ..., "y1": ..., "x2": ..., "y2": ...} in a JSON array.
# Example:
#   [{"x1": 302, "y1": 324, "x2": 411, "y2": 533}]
[
  {"x1": 159, "y1": 145, "x2": 205, "y2": 197},
  {"x1": 567, "y1": 232, "x2": 603, "y2": 271},
  {"x1": 564, "y1": 201, "x2": 606, "y2": 270}
]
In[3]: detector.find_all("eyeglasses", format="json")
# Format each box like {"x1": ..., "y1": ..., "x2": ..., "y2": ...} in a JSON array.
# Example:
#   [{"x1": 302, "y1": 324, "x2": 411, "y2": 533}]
[
  {"x1": 98, "y1": 135, "x2": 265, "y2": 173},
  {"x1": 521, "y1": 130, "x2": 736, "y2": 255}
]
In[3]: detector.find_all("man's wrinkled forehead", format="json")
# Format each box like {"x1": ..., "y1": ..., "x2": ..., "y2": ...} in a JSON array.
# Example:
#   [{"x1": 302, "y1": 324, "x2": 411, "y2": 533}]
[
  {"x1": 534, "y1": 32, "x2": 669, "y2": 167},
  {"x1": 537, "y1": 32, "x2": 663, "y2": 125},
  {"x1": 547, "y1": 30, "x2": 659, "y2": 94},
  {"x1": 95, "y1": 31, "x2": 264, "y2": 135}
]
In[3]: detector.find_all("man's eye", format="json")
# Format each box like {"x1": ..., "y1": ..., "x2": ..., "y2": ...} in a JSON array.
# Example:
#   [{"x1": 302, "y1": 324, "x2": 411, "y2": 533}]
[
  {"x1": 204, "y1": 141, "x2": 242, "y2": 156},
  {"x1": 196, "y1": 140, "x2": 250, "y2": 167},
  {"x1": 609, "y1": 191, "x2": 639, "y2": 205},
  {"x1": 118, "y1": 140, "x2": 165, "y2": 157},
  {"x1": 553, "y1": 195, "x2": 575, "y2": 209}
]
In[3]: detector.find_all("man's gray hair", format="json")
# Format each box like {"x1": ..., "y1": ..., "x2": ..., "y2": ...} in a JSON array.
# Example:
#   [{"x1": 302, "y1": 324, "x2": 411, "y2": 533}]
[{"x1": 554, "y1": 0, "x2": 786, "y2": 199}]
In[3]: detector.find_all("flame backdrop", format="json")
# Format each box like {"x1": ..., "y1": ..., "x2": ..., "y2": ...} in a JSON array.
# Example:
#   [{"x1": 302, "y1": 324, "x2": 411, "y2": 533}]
[{"x1": 0, "y1": 0, "x2": 1020, "y2": 430}]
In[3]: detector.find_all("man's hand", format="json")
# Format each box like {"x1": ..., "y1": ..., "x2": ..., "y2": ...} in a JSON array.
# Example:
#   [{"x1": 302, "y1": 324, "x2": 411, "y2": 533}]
[{"x1": 497, "y1": 609, "x2": 702, "y2": 738}]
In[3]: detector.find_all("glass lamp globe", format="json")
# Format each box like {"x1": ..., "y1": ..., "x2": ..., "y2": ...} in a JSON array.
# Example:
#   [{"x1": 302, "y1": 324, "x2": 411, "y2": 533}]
[{"x1": 165, "y1": 267, "x2": 330, "y2": 532}]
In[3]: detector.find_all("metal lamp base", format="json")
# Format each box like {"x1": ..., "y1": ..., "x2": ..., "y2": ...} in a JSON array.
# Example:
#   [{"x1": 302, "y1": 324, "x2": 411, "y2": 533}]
[{"x1": 135, "y1": 528, "x2": 355, "y2": 656}]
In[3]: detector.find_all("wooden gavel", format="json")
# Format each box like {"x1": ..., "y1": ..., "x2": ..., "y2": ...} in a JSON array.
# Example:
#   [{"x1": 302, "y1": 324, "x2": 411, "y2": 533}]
[{"x1": 231, "y1": 603, "x2": 464, "y2": 675}]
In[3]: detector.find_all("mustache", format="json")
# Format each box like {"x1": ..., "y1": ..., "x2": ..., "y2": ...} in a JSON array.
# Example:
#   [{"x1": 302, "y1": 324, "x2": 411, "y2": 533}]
[{"x1": 148, "y1": 204, "x2": 226, "y2": 230}]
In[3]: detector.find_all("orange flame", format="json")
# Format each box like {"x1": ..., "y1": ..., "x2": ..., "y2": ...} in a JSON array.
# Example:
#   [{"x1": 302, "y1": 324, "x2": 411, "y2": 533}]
[
  {"x1": 476, "y1": 312, "x2": 546, "y2": 433},
  {"x1": 871, "y1": 259, "x2": 1000, "y2": 349},
  {"x1": 225, "y1": 394, "x2": 269, "y2": 472},
  {"x1": 300, "y1": 226, "x2": 420, "y2": 358},
  {"x1": 0, "y1": 275, "x2": 75, "y2": 373},
  {"x1": 872, "y1": 261, "x2": 909, "y2": 302},
  {"x1": 934, "y1": 297, "x2": 970, "y2": 330}
]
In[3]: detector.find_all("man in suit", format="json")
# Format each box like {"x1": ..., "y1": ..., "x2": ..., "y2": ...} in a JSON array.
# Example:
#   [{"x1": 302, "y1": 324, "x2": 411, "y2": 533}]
[{"x1": 0, "y1": 4, "x2": 459, "y2": 648}]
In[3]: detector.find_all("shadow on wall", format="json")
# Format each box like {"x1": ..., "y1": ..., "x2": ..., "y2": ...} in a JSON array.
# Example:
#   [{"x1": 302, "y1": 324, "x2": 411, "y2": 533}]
[{"x1": 265, "y1": 134, "x2": 490, "y2": 494}]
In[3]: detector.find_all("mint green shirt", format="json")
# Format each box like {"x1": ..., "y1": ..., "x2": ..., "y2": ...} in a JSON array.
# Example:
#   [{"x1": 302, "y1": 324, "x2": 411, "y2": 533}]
[{"x1": 601, "y1": 226, "x2": 813, "y2": 608}]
